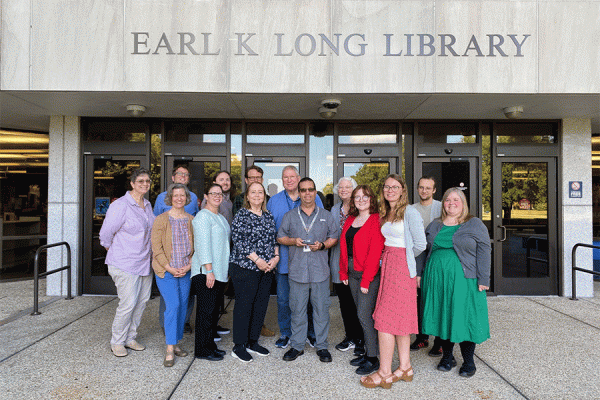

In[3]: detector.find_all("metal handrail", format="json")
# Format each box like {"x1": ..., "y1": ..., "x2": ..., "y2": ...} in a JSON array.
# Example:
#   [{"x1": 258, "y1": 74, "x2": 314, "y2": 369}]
[
  {"x1": 32, "y1": 241, "x2": 74, "y2": 315},
  {"x1": 570, "y1": 243, "x2": 600, "y2": 300}
]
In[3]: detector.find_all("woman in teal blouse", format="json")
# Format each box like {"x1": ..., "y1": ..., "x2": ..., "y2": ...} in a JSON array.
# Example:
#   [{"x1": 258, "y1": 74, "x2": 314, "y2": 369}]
[{"x1": 192, "y1": 183, "x2": 230, "y2": 361}]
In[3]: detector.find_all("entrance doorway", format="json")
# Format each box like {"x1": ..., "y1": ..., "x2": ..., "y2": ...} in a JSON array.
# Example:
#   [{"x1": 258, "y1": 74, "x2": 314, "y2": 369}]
[
  {"x1": 164, "y1": 156, "x2": 227, "y2": 205},
  {"x1": 246, "y1": 157, "x2": 306, "y2": 197},
  {"x1": 82, "y1": 155, "x2": 147, "y2": 294},
  {"x1": 492, "y1": 158, "x2": 558, "y2": 295},
  {"x1": 338, "y1": 158, "x2": 398, "y2": 196},
  {"x1": 415, "y1": 157, "x2": 479, "y2": 216}
]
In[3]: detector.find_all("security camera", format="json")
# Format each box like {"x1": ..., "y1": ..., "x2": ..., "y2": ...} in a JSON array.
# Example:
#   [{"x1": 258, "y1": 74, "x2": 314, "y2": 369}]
[
  {"x1": 321, "y1": 99, "x2": 341, "y2": 109},
  {"x1": 503, "y1": 106, "x2": 523, "y2": 119}
]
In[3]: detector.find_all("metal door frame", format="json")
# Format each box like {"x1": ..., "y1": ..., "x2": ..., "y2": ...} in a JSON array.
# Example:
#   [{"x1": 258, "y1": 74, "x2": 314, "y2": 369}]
[
  {"x1": 492, "y1": 156, "x2": 558, "y2": 295},
  {"x1": 336, "y1": 157, "x2": 398, "y2": 200},
  {"x1": 82, "y1": 154, "x2": 148, "y2": 295}
]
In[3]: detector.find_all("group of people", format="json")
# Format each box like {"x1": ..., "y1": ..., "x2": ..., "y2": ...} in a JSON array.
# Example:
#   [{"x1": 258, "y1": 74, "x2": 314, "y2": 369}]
[{"x1": 98, "y1": 163, "x2": 491, "y2": 389}]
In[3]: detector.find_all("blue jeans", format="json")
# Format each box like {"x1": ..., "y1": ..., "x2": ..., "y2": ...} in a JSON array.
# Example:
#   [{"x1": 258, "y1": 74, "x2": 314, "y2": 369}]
[
  {"x1": 155, "y1": 271, "x2": 191, "y2": 345},
  {"x1": 276, "y1": 271, "x2": 314, "y2": 339},
  {"x1": 159, "y1": 282, "x2": 195, "y2": 329}
]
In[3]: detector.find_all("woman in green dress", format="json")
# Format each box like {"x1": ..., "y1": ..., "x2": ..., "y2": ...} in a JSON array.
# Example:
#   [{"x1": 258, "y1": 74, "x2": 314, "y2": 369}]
[{"x1": 418, "y1": 187, "x2": 491, "y2": 378}]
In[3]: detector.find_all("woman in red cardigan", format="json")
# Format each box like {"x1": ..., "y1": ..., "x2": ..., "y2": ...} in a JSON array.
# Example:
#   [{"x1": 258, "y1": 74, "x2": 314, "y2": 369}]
[{"x1": 339, "y1": 184, "x2": 385, "y2": 376}]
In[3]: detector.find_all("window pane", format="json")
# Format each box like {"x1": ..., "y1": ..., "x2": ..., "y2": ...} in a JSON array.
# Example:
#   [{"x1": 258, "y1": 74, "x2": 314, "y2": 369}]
[{"x1": 419, "y1": 123, "x2": 477, "y2": 144}]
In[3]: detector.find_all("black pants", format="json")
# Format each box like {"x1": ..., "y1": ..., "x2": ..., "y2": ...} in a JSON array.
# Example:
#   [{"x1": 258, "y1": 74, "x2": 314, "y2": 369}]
[
  {"x1": 333, "y1": 282, "x2": 364, "y2": 344},
  {"x1": 230, "y1": 263, "x2": 273, "y2": 345},
  {"x1": 348, "y1": 260, "x2": 379, "y2": 357},
  {"x1": 193, "y1": 274, "x2": 224, "y2": 357}
]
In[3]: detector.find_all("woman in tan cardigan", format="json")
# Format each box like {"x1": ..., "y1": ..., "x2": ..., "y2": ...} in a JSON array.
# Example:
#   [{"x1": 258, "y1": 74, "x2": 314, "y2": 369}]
[{"x1": 151, "y1": 183, "x2": 194, "y2": 367}]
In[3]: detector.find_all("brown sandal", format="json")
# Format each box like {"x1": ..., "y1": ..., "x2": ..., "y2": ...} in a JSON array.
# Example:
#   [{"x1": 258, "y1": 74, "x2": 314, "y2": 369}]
[
  {"x1": 360, "y1": 371, "x2": 393, "y2": 389},
  {"x1": 392, "y1": 367, "x2": 414, "y2": 383}
]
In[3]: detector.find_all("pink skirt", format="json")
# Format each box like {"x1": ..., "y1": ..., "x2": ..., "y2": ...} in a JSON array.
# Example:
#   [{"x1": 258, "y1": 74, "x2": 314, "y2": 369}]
[{"x1": 373, "y1": 246, "x2": 418, "y2": 336}]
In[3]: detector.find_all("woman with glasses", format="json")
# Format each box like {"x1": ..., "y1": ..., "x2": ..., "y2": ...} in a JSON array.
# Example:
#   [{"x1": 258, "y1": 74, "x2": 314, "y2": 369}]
[
  {"x1": 360, "y1": 174, "x2": 426, "y2": 389},
  {"x1": 419, "y1": 188, "x2": 490, "y2": 378},
  {"x1": 329, "y1": 177, "x2": 365, "y2": 357},
  {"x1": 339, "y1": 185, "x2": 385, "y2": 376},
  {"x1": 192, "y1": 183, "x2": 230, "y2": 361},
  {"x1": 229, "y1": 182, "x2": 279, "y2": 362},
  {"x1": 151, "y1": 183, "x2": 194, "y2": 367},
  {"x1": 99, "y1": 168, "x2": 155, "y2": 357}
]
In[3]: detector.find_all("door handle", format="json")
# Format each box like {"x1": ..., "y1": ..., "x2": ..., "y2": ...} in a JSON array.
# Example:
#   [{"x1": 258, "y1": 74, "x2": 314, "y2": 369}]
[{"x1": 498, "y1": 225, "x2": 507, "y2": 242}]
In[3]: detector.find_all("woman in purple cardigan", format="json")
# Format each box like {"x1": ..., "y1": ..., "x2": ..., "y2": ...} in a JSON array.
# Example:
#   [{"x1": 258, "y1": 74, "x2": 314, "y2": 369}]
[{"x1": 100, "y1": 168, "x2": 155, "y2": 358}]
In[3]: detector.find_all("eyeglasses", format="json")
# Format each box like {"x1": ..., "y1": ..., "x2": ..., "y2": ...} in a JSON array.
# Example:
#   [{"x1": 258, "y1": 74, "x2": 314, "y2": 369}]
[
  {"x1": 135, "y1": 179, "x2": 152, "y2": 184},
  {"x1": 208, "y1": 192, "x2": 223, "y2": 197},
  {"x1": 299, "y1": 188, "x2": 316, "y2": 193},
  {"x1": 354, "y1": 195, "x2": 370, "y2": 202},
  {"x1": 247, "y1": 175, "x2": 262, "y2": 181},
  {"x1": 383, "y1": 185, "x2": 401, "y2": 191},
  {"x1": 175, "y1": 172, "x2": 190, "y2": 177}
]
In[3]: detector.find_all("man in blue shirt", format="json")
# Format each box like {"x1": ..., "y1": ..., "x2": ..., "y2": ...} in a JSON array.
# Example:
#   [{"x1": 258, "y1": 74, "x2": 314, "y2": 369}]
[
  {"x1": 154, "y1": 165, "x2": 199, "y2": 217},
  {"x1": 267, "y1": 166, "x2": 323, "y2": 349},
  {"x1": 154, "y1": 165, "x2": 199, "y2": 333}
]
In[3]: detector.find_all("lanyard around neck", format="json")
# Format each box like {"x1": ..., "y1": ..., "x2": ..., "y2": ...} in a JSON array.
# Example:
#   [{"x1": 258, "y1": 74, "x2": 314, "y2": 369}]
[{"x1": 298, "y1": 207, "x2": 319, "y2": 234}]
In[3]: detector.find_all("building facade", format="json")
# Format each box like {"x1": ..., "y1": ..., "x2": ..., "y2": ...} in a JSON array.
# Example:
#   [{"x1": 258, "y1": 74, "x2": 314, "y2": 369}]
[{"x1": 1, "y1": 0, "x2": 598, "y2": 297}]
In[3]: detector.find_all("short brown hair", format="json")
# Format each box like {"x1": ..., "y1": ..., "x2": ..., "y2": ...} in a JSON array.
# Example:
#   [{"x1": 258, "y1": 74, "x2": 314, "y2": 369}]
[
  {"x1": 349, "y1": 185, "x2": 378, "y2": 216},
  {"x1": 165, "y1": 183, "x2": 191, "y2": 206}
]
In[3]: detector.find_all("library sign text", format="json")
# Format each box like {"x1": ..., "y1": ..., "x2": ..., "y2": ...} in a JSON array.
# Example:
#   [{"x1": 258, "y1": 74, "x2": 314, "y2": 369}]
[{"x1": 131, "y1": 32, "x2": 531, "y2": 57}]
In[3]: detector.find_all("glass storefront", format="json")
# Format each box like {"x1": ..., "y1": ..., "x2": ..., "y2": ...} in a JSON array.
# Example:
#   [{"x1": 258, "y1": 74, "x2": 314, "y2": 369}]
[{"x1": 0, "y1": 130, "x2": 49, "y2": 280}]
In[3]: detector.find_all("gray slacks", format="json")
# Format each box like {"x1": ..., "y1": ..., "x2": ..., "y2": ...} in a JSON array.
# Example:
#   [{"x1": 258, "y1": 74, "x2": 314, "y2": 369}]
[{"x1": 289, "y1": 278, "x2": 330, "y2": 351}]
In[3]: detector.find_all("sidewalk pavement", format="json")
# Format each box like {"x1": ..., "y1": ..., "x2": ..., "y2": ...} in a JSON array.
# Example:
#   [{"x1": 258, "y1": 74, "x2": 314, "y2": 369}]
[{"x1": 1, "y1": 279, "x2": 598, "y2": 400}]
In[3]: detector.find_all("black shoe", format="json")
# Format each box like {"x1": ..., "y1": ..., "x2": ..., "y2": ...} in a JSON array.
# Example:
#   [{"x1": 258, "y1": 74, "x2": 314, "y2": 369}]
[
  {"x1": 356, "y1": 358, "x2": 380, "y2": 375},
  {"x1": 283, "y1": 348, "x2": 304, "y2": 361},
  {"x1": 212, "y1": 348, "x2": 226, "y2": 356},
  {"x1": 437, "y1": 356, "x2": 457, "y2": 372},
  {"x1": 232, "y1": 344, "x2": 253, "y2": 363},
  {"x1": 195, "y1": 351, "x2": 224, "y2": 361},
  {"x1": 459, "y1": 364, "x2": 477, "y2": 378},
  {"x1": 247, "y1": 342, "x2": 270, "y2": 357},
  {"x1": 410, "y1": 338, "x2": 429, "y2": 351},
  {"x1": 317, "y1": 349, "x2": 332, "y2": 363},
  {"x1": 184, "y1": 323, "x2": 193, "y2": 334},
  {"x1": 306, "y1": 336, "x2": 316, "y2": 348},
  {"x1": 335, "y1": 337, "x2": 355, "y2": 352},
  {"x1": 216, "y1": 325, "x2": 230, "y2": 335},
  {"x1": 353, "y1": 340, "x2": 365, "y2": 356},
  {"x1": 428, "y1": 345, "x2": 443, "y2": 357},
  {"x1": 350, "y1": 354, "x2": 367, "y2": 366}
]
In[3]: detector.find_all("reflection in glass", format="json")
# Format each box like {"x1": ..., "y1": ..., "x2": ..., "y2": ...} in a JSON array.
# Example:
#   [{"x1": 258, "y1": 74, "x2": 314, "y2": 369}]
[
  {"x1": 419, "y1": 123, "x2": 478, "y2": 144},
  {"x1": 421, "y1": 162, "x2": 471, "y2": 204},
  {"x1": 247, "y1": 135, "x2": 304, "y2": 144},
  {"x1": 92, "y1": 159, "x2": 141, "y2": 277},
  {"x1": 495, "y1": 123, "x2": 556, "y2": 144},
  {"x1": 343, "y1": 162, "x2": 390, "y2": 197},
  {"x1": 310, "y1": 134, "x2": 333, "y2": 208},
  {"x1": 231, "y1": 134, "x2": 243, "y2": 195},
  {"x1": 501, "y1": 162, "x2": 549, "y2": 278}
]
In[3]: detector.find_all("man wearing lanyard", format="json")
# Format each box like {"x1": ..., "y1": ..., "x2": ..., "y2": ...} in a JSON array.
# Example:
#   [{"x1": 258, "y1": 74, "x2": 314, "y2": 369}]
[
  {"x1": 277, "y1": 177, "x2": 339, "y2": 363},
  {"x1": 267, "y1": 166, "x2": 324, "y2": 349}
]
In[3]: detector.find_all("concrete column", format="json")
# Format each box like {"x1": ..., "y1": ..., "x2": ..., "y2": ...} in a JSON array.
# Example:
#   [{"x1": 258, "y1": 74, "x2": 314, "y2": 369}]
[
  {"x1": 561, "y1": 118, "x2": 593, "y2": 297},
  {"x1": 47, "y1": 116, "x2": 81, "y2": 296}
]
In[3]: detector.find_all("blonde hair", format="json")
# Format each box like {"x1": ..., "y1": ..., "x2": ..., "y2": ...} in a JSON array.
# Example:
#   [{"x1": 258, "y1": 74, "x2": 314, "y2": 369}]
[
  {"x1": 440, "y1": 187, "x2": 473, "y2": 224},
  {"x1": 379, "y1": 174, "x2": 408, "y2": 224}
]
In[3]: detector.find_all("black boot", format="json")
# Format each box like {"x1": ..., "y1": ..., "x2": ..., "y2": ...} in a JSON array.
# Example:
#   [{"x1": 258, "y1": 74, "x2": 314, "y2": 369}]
[
  {"x1": 437, "y1": 339, "x2": 457, "y2": 372},
  {"x1": 353, "y1": 339, "x2": 365, "y2": 356},
  {"x1": 459, "y1": 341, "x2": 477, "y2": 377}
]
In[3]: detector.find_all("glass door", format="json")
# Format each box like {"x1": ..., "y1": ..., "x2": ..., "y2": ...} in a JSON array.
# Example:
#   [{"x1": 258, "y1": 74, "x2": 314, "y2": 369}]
[
  {"x1": 245, "y1": 157, "x2": 306, "y2": 197},
  {"x1": 415, "y1": 157, "x2": 479, "y2": 216},
  {"x1": 164, "y1": 156, "x2": 228, "y2": 208},
  {"x1": 492, "y1": 158, "x2": 558, "y2": 295},
  {"x1": 337, "y1": 158, "x2": 397, "y2": 197},
  {"x1": 83, "y1": 155, "x2": 147, "y2": 294}
]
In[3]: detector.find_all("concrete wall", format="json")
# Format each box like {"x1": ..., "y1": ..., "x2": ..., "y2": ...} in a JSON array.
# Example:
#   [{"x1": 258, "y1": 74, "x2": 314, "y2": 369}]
[
  {"x1": 2, "y1": 0, "x2": 599, "y2": 94},
  {"x1": 47, "y1": 116, "x2": 81, "y2": 296},
  {"x1": 561, "y1": 118, "x2": 593, "y2": 297}
]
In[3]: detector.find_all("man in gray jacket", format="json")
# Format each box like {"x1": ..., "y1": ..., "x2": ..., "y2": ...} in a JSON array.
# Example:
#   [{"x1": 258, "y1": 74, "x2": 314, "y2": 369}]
[{"x1": 411, "y1": 176, "x2": 443, "y2": 356}]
